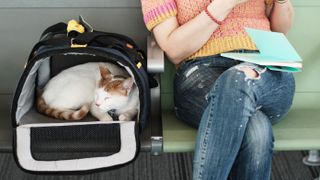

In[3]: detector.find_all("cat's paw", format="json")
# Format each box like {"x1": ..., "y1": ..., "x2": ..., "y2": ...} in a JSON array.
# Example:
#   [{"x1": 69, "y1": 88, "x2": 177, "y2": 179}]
[
  {"x1": 119, "y1": 114, "x2": 130, "y2": 121},
  {"x1": 99, "y1": 115, "x2": 113, "y2": 122}
]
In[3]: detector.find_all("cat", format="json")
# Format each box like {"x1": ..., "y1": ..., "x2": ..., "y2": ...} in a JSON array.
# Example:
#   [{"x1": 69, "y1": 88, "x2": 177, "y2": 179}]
[{"x1": 36, "y1": 62, "x2": 139, "y2": 121}]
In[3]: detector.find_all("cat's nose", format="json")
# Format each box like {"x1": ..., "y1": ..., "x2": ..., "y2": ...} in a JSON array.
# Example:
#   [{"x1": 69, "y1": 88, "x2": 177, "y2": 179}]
[{"x1": 95, "y1": 103, "x2": 101, "y2": 107}]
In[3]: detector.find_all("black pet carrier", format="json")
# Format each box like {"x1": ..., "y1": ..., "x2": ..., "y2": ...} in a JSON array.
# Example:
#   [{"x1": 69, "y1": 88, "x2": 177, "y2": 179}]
[{"x1": 11, "y1": 17, "x2": 156, "y2": 173}]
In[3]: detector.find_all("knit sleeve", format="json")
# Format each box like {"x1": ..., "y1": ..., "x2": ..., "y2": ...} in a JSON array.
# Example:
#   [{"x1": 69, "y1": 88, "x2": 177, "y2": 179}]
[{"x1": 140, "y1": 0, "x2": 177, "y2": 31}]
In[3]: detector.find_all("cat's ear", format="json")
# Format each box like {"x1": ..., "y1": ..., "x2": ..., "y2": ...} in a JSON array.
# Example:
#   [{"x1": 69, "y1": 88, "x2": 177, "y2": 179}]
[
  {"x1": 99, "y1": 65, "x2": 112, "y2": 81},
  {"x1": 122, "y1": 77, "x2": 134, "y2": 94}
]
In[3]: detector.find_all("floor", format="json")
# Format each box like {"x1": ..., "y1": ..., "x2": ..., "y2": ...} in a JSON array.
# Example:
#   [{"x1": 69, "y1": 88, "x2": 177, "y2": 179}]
[{"x1": 0, "y1": 151, "x2": 319, "y2": 180}]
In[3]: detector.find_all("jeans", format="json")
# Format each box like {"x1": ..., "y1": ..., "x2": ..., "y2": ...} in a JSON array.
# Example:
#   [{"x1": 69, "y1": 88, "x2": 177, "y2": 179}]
[{"x1": 174, "y1": 56, "x2": 295, "y2": 180}]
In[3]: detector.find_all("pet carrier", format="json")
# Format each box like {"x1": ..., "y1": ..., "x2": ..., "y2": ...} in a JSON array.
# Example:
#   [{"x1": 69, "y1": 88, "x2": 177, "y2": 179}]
[{"x1": 11, "y1": 17, "x2": 155, "y2": 172}]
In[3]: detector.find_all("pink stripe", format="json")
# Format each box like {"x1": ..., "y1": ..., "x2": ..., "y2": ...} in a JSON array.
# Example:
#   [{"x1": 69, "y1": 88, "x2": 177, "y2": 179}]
[{"x1": 143, "y1": 1, "x2": 177, "y2": 24}]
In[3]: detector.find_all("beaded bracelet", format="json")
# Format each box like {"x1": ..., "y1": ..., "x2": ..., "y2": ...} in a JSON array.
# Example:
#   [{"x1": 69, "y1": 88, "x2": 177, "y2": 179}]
[{"x1": 204, "y1": 6, "x2": 222, "y2": 25}]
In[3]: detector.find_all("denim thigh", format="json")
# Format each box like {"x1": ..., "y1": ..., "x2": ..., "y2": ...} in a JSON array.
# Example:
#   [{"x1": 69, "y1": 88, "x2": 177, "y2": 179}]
[{"x1": 174, "y1": 56, "x2": 239, "y2": 128}]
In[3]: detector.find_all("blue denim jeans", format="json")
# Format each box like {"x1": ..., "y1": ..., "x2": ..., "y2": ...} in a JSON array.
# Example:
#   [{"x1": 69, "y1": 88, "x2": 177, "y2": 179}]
[{"x1": 174, "y1": 56, "x2": 295, "y2": 180}]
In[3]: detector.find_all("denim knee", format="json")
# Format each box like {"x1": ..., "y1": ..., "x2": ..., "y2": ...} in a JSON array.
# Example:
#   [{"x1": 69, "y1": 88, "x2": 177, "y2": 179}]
[{"x1": 207, "y1": 67, "x2": 255, "y2": 102}]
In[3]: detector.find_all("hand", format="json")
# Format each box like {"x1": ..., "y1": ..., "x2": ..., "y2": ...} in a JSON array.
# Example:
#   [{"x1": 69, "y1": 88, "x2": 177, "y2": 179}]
[
  {"x1": 213, "y1": 0, "x2": 249, "y2": 10},
  {"x1": 207, "y1": 0, "x2": 249, "y2": 21}
]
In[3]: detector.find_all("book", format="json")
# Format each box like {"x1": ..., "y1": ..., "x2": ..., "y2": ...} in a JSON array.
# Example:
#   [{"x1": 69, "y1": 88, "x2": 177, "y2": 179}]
[{"x1": 220, "y1": 28, "x2": 303, "y2": 72}]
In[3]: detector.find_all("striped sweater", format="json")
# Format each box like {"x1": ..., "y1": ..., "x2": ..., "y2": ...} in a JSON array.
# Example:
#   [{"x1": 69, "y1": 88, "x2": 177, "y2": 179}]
[{"x1": 140, "y1": 0, "x2": 274, "y2": 60}]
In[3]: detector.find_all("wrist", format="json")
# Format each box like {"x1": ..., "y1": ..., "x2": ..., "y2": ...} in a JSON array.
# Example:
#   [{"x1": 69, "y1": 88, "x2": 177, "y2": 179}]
[
  {"x1": 205, "y1": 7, "x2": 223, "y2": 25},
  {"x1": 207, "y1": 1, "x2": 233, "y2": 21}
]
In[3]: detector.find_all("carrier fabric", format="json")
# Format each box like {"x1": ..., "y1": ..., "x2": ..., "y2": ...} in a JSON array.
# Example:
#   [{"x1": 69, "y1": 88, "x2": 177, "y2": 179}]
[
  {"x1": 16, "y1": 121, "x2": 136, "y2": 171},
  {"x1": 30, "y1": 123, "x2": 121, "y2": 161},
  {"x1": 15, "y1": 52, "x2": 140, "y2": 125},
  {"x1": 12, "y1": 21, "x2": 152, "y2": 172},
  {"x1": 13, "y1": 50, "x2": 142, "y2": 172},
  {"x1": 14, "y1": 53, "x2": 139, "y2": 172}
]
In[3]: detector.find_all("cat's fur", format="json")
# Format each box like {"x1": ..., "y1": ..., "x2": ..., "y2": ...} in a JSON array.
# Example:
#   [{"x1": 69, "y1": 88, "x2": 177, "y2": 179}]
[{"x1": 37, "y1": 62, "x2": 139, "y2": 121}]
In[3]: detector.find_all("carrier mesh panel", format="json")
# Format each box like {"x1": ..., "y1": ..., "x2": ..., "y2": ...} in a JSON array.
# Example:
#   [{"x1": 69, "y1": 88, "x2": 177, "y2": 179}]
[{"x1": 30, "y1": 124, "x2": 121, "y2": 161}]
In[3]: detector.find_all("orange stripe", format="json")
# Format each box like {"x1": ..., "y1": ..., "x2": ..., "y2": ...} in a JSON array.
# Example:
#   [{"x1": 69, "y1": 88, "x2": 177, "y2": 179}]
[
  {"x1": 146, "y1": 9, "x2": 177, "y2": 30},
  {"x1": 187, "y1": 36, "x2": 258, "y2": 60}
]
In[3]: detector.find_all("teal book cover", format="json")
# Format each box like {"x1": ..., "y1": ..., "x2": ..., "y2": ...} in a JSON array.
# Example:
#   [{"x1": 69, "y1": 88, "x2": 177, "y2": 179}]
[{"x1": 221, "y1": 28, "x2": 303, "y2": 72}]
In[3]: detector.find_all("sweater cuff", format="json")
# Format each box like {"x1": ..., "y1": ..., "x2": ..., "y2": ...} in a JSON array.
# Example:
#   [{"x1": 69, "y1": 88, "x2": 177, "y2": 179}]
[{"x1": 143, "y1": 1, "x2": 177, "y2": 31}]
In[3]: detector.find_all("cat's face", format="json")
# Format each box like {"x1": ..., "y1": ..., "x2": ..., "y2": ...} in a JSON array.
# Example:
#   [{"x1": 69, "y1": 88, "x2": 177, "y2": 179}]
[
  {"x1": 94, "y1": 80, "x2": 129, "y2": 112},
  {"x1": 94, "y1": 88, "x2": 129, "y2": 111},
  {"x1": 94, "y1": 65, "x2": 133, "y2": 111}
]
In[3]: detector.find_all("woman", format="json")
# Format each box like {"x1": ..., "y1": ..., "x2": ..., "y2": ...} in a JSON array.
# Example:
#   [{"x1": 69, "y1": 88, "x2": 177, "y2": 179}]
[{"x1": 140, "y1": 0, "x2": 295, "y2": 179}]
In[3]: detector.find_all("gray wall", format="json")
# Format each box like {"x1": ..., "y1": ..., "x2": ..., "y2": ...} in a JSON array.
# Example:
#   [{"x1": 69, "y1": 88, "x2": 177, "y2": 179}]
[
  {"x1": 0, "y1": 0, "x2": 148, "y2": 94},
  {"x1": 0, "y1": 1, "x2": 148, "y2": 137},
  {"x1": 0, "y1": 0, "x2": 318, "y2": 118}
]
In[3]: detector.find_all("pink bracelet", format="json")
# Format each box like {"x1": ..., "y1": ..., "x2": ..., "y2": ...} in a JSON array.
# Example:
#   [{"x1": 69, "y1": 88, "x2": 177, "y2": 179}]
[{"x1": 204, "y1": 6, "x2": 223, "y2": 25}]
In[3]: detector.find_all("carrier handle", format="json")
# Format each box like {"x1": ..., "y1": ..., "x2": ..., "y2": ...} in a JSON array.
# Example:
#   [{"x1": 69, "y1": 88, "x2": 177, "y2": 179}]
[
  {"x1": 40, "y1": 17, "x2": 90, "y2": 40},
  {"x1": 40, "y1": 22, "x2": 67, "y2": 40},
  {"x1": 72, "y1": 32, "x2": 138, "y2": 49},
  {"x1": 27, "y1": 33, "x2": 134, "y2": 63},
  {"x1": 73, "y1": 32, "x2": 122, "y2": 47},
  {"x1": 27, "y1": 37, "x2": 71, "y2": 61}
]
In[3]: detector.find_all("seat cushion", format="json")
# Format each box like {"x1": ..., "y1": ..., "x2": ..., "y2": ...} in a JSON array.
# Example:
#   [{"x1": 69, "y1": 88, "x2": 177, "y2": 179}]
[{"x1": 162, "y1": 109, "x2": 320, "y2": 152}]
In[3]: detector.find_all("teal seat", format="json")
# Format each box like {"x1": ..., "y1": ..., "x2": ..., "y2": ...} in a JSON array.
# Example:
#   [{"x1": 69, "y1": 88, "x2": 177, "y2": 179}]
[{"x1": 162, "y1": 109, "x2": 320, "y2": 152}]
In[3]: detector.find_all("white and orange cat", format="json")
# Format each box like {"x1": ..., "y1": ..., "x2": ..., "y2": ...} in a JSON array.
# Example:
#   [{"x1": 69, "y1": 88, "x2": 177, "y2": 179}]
[{"x1": 37, "y1": 62, "x2": 139, "y2": 121}]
